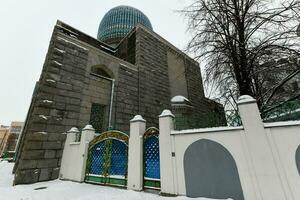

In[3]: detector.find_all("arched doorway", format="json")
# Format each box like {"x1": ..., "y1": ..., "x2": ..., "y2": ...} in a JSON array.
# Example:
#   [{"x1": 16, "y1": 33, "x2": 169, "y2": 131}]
[{"x1": 184, "y1": 139, "x2": 244, "y2": 200}]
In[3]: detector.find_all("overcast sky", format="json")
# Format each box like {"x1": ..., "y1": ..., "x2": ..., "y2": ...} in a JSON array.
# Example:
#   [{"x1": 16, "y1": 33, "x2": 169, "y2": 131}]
[{"x1": 0, "y1": 0, "x2": 194, "y2": 125}]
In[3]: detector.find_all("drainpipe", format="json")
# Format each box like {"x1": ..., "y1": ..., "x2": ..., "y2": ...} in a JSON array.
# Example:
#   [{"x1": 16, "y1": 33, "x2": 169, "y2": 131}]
[
  {"x1": 90, "y1": 73, "x2": 115, "y2": 130},
  {"x1": 108, "y1": 80, "x2": 115, "y2": 129}
]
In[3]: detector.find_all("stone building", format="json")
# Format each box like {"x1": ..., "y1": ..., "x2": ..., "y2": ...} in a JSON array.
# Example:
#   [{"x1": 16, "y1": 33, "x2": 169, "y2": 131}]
[
  {"x1": 0, "y1": 122, "x2": 24, "y2": 157},
  {"x1": 6, "y1": 121, "x2": 24, "y2": 152},
  {"x1": 14, "y1": 6, "x2": 224, "y2": 184}
]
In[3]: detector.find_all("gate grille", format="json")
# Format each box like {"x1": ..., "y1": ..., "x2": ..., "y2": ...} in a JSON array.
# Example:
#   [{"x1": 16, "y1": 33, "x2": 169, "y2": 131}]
[
  {"x1": 143, "y1": 127, "x2": 160, "y2": 189},
  {"x1": 85, "y1": 131, "x2": 128, "y2": 187}
]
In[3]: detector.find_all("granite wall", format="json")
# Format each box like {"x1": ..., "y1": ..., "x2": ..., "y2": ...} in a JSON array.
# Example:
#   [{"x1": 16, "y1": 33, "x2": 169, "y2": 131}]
[
  {"x1": 14, "y1": 24, "x2": 139, "y2": 184},
  {"x1": 14, "y1": 23, "x2": 225, "y2": 185}
]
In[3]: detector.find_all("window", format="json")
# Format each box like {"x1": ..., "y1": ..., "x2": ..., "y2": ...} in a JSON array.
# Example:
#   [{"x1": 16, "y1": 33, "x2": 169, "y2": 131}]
[{"x1": 89, "y1": 103, "x2": 106, "y2": 133}]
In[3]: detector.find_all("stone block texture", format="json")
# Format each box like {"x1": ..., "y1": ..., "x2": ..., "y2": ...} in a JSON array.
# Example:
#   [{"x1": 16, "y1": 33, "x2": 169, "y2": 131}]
[{"x1": 14, "y1": 21, "x2": 225, "y2": 184}]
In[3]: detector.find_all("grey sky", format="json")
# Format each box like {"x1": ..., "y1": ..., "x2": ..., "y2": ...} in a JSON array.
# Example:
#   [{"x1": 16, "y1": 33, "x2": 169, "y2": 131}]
[{"x1": 0, "y1": 0, "x2": 194, "y2": 125}]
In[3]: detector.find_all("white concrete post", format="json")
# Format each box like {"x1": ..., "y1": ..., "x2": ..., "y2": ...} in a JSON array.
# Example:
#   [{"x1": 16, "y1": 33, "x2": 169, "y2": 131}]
[
  {"x1": 127, "y1": 115, "x2": 146, "y2": 191},
  {"x1": 159, "y1": 110, "x2": 177, "y2": 196},
  {"x1": 60, "y1": 127, "x2": 79, "y2": 180},
  {"x1": 79, "y1": 125, "x2": 95, "y2": 182},
  {"x1": 238, "y1": 95, "x2": 287, "y2": 200},
  {"x1": 66, "y1": 127, "x2": 78, "y2": 143},
  {"x1": 60, "y1": 126, "x2": 95, "y2": 182},
  {"x1": 81, "y1": 125, "x2": 95, "y2": 143}
]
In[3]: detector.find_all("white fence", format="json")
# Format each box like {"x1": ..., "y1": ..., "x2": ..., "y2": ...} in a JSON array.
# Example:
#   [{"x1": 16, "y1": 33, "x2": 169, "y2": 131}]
[
  {"x1": 59, "y1": 125, "x2": 95, "y2": 182},
  {"x1": 157, "y1": 95, "x2": 300, "y2": 200},
  {"x1": 60, "y1": 95, "x2": 300, "y2": 200}
]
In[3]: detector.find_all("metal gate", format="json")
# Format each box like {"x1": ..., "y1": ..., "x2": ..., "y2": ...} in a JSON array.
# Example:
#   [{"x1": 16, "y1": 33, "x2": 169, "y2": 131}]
[
  {"x1": 85, "y1": 130, "x2": 129, "y2": 187},
  {"x1": 143, "y1": 127, "x2": 160, "y2": 190}
]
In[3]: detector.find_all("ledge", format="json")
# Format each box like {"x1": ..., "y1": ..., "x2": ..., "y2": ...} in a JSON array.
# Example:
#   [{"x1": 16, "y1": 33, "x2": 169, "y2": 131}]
[
  {"x1": 69, "y1": 142, "x2": 80, "y2": 145},
  {"x1": 264, "y1": 121, "x2": 300, "y2": 128},
  {"x1": 171, "y1": 126, "x2": 244, "y2": 135}
]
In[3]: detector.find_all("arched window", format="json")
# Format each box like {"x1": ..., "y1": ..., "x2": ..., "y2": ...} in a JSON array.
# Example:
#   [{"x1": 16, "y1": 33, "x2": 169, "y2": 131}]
[{"x1": 90, "y1": 65, "x2": 114, "y2": 79}]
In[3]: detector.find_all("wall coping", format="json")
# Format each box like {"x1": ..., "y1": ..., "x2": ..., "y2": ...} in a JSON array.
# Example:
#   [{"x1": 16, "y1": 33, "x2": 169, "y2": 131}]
[
  {"x1": 264, "y1": 120, "x2": 300, "y2": 128},
  {"x1": 69, "y1": 142, "x2": 80, "y2": 145},
  {"x1": 237, "y1": 95, "x2": 256, "y2": 105},
  {"x1": 130, "y1": 115, "x2": 146, "y2": 123},
  {"x1": 83, "y1": 124, "x2": 95, "y2": 131},
  {"x1": 159, "y1": 110, "x2": 175, "y2": 118},
  {"x1": 171, "y1": 126, "x2": 244, "y2": 135}
]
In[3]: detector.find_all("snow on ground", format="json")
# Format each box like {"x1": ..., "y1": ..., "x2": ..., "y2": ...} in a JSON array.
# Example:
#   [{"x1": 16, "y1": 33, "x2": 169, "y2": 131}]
[{"x1": 0, "y1": 161, "x2": 226, "y2": 200}]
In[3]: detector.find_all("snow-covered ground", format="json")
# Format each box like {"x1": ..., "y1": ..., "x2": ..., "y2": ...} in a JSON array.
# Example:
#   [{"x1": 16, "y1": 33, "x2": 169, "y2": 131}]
[{"x1": 0, "y1": 161, "x2": 224, "y2": 200}]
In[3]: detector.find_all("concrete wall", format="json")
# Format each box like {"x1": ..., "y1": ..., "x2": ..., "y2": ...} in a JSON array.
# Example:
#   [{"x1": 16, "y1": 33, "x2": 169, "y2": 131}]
[
  {"x1": 59, "y1": 125, "x2": 95, "y2": 182},
  {"x1": 158, "y1": 96, "x2": 300, "y2": 200},
  {"x1": 57, "y1": 95, "x2": 300, "y2": 200}
]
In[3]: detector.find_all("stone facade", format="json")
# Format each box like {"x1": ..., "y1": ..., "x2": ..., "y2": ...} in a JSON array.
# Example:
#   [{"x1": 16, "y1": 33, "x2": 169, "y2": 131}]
[{"x1": 14, "y1": 21, "x2": 224, "y2": 184}]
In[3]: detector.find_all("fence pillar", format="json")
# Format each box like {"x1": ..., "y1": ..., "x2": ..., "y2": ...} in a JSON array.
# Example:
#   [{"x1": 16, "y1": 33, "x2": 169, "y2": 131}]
[
  {"x1": 60, "y1": 127, "x2": 79, "y2": 180},
  {"x1": 127, "y1": 115, "x2": 146, "y2": 191},
  {"x1": 66, "y1": 127, "x2": 78, "y2": 143},
  {"x1": 238, "y1": 95, "x2": 287, "y2": 200},
  {"x1": 79, "y1": 125, "x2": 95, "y2": 182},
  {"x1": 159, "y1": 110, "x2": 177, "y2": 196}
]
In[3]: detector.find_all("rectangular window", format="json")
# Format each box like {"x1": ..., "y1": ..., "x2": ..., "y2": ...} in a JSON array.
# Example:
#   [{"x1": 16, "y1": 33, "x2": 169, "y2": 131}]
[{"x1": 89, "y1": 103, "x2": 106, "y2": 133}]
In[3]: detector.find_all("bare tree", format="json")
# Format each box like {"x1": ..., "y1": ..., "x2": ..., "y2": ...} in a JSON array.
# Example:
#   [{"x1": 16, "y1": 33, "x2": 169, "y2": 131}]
[{"x1": 182, "y1": 0, "x2": 300, "y2": 122}]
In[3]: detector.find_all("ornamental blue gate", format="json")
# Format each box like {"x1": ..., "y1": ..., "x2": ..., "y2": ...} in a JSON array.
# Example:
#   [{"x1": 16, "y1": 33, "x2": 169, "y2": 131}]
[
  {"x1": 143, "y1": 127, "x2": 160, "y2": 189},
  {"x1": 85, "y1": 130, "x2": 129, "y2": 187}
]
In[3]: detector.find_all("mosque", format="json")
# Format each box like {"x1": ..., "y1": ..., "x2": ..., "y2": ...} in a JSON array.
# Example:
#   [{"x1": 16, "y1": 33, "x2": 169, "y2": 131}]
[{"x1": 13, "y1": 6, "x2": 224, "y2": 185}]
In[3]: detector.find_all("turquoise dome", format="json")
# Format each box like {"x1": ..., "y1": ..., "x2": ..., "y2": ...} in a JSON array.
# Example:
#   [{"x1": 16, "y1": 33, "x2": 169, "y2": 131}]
[{"x1": 98, "y1": 6, "x2": 153, "y2": 45}]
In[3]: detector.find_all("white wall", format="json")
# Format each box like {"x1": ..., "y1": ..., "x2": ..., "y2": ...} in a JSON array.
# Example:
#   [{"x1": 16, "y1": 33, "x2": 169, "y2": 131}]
[
  {"x1": 158, "y1": 95, "x2": 300, "y2": 200},
  {"x1": 60, "y1": 125, "x2": 95, "y2": 182},
  {"x1": 58, "y1": 96, "x2": 300, "y2": 200},
  {"x1": 171, "y1": 128, "x2": 258, "y2": 199},
  {"x1": 265, "y1": 123, "x2": 300, "y2": 199}
]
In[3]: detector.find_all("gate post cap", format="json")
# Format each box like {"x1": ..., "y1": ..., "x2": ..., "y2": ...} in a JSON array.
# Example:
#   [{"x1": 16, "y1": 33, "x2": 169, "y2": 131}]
[
  {"x1": 67, "y1": 127, "x2": 79, "y2": 133},
  {"x1": 130, "y1": 115, "x2": 146, "y2": 123},
  {"x1": 237, "y1": 95, "x2": 256, "y2": 105},
  {"x1": 83, "y1": 124, "x2": 95, "y2": 131},
  {"x1": 159, "y1": 109, "x2": 175, "y2": 118}
]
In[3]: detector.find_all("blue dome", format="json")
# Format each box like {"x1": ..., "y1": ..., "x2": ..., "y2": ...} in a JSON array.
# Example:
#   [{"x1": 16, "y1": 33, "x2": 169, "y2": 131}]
[{"x1": 98, "y1": 6, "x2": 153, "y2": 45}]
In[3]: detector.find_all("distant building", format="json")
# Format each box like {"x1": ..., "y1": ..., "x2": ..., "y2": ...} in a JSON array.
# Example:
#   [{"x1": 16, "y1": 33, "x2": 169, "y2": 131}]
[
  {"x1": 6, "y1": 122, "x2": 24, "y2": 152},
  {"x1": 0, "y1": 126, "x2": 9, "y2": 156},
  {"x1": 0, "y1": 122, "x2": 24, "y2": 157}
]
